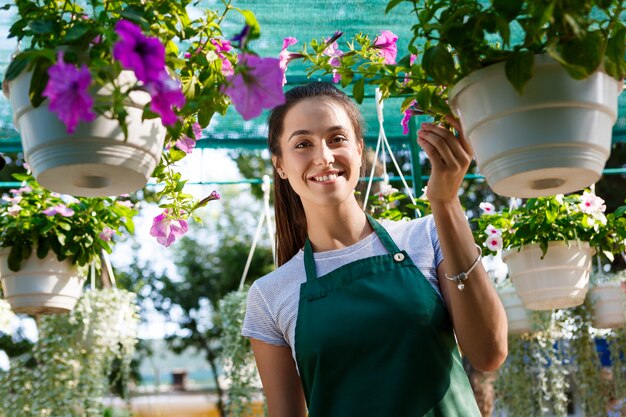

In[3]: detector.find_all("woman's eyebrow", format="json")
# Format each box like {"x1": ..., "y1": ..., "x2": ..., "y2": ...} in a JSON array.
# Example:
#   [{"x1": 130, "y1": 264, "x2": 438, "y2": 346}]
[{"x1": 288, "y1": 126, "x2": 346, "y2": 142}]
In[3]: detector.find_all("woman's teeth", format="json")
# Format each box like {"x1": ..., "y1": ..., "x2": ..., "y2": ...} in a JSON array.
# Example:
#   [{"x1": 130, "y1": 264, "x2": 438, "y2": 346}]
[{"x1": 314, "y1": 174, "x2": 338, "y2": 182}]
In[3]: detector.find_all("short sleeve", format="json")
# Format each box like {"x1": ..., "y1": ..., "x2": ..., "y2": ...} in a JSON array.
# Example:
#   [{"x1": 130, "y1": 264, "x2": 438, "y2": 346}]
[
  {"x1": 428, "y1": 216, "x2": 443, "y2": 268},
  {"x1": 241, "y1": 283, "x2": 289, "y2": 347}
]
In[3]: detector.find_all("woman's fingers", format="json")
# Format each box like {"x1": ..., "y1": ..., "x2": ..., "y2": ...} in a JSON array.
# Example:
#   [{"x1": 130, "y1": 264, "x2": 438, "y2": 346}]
[
  {"x1": 419, "y1": 122, "x2": 471, "y2": 169},
  {"x1": 445, "y1": 114, "x2": 474, "y2": 157}
]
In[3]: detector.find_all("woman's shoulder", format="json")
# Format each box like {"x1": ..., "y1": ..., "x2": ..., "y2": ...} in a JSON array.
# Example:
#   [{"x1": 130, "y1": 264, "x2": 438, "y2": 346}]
[
  {"x1": 250, "y1": 252, "x2": 306, "y2": 294},
  {"x1": 379, "y1": 214, "x2": 436, "y2": 236}
]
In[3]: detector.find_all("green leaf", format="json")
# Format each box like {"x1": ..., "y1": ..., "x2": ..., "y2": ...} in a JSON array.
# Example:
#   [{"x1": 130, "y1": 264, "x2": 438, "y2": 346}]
[
  {"x1": 8, "y1": 245, "x2": 22, "y2": 272},
  {"x1": 237, "y1": 9, "x2": 261, "y2": 41},
  {"x1": 36, "y1": 240, "x2": 50, "y2": 259},
  {"x1": 385, "y1": 0, "x2": 406, "y2": 14},
  {"x1": 29, "y1": 19, "x2": 58, "y2": 35},
  {"x1": 505, "y1": 51, "x2": 534, "y2": 94},
  {"x1": 63, "y1": 22, "x2": 91, "y2": 42},
  {"x1": 492, "y1": 0, "x2": 523, "y2": 21},
  {"x1": 559, "y1": 31, "x2": 603, "y2": 79},
  {"x1": 29, "y1": 60, "x2": 51, "y2": 108},
  {"x1": 57, "y1": 222, "x2": 71, "y2": 231},
  {"x1": 352, "y1": 78, "x2": 365, "y2": 104},
  {"x1": 422, "y1": 44, "x2": 455, "y2": 85},
  {"x1": 120, "y1": 6, "x2": 150, "y2": 27},
  {"x1": 197, "y1": 107, "x2": 214, "y2": 128},
  {"x1": 605, "y1": 25, "x2": 626, "y2": 79},
  {"x1": 4, "y1": 52, "x2": 34, "y2": 82},
  {"x1": 57, "y1": 232, "x2": 66, "y2": 246}
]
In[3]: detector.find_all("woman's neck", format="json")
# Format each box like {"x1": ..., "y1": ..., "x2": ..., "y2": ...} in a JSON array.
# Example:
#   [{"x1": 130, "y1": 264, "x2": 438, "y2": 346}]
[{"x1": 303, "y1": 198, "x2": 374, "y2": 252}]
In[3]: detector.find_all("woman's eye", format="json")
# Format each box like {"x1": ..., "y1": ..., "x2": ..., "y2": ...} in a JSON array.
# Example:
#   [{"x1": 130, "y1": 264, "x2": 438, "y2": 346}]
[
  {"x1": 330, "y1": 136, "x2": 347, "y2": 144},
  {"x1": 295, "y1": 142, "x2": 310, "y2": 149}
]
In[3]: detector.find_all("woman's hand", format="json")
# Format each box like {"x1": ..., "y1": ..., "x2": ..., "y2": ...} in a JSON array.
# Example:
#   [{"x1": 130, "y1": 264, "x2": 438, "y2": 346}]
[{"x1": 417, "y1": 115, "x2": 474, "y2": 204}]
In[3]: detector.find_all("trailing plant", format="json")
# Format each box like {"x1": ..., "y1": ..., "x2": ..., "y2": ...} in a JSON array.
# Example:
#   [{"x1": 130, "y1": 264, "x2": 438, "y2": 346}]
[
  {"x1": 217, "y1": 287, "x2": 266, "y2": 417},
  {"x1": 473, "y1": 192, "x2": 626, "y2": 258},
  {"x1": 3, "y1": 0, "x2": 286, "y2": 245},
  {"x1": 287, "y1": 0, "x2": 625, "y2": 120},
  {"x1": 0, "y1": 288, "x2": 139, "y2": 417},
  {"x1": 366, "y1": 184, "x2": 431, "y2": 221},
  {"x1": 0, "y1": 173, "x2": 136, "y2": 271}
]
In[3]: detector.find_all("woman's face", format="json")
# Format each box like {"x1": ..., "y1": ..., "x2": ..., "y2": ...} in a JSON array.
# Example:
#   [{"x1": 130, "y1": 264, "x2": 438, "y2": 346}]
[{"x1": 273, "y1": 97, "x2": 363, "y2": 210}]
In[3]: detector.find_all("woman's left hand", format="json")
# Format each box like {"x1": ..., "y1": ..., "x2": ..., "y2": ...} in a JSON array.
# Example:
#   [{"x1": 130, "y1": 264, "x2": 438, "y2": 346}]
[{"x1": 417, "y1": 114, "x2": 473, "y2": 204}]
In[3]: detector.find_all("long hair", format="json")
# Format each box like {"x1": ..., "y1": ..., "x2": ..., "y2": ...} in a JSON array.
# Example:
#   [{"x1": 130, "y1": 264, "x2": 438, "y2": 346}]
[{"x1": 268, "y1": 82, "x2": 366, "y2": 266}]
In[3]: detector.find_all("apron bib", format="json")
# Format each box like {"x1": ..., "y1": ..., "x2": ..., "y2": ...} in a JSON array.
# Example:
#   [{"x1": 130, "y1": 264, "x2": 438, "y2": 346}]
[{"x1": 294, "y1": 215, "x2": 481, "y2": 417}]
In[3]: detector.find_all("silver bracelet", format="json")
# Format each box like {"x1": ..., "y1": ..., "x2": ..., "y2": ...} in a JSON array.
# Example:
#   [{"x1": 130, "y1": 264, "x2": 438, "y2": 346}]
[{"x1": 445, "y1": 244, "x2": 482, "y2": 291}]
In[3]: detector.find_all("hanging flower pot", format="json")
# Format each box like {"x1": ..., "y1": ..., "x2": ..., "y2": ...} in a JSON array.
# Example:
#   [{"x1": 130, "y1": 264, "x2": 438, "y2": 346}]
[
  {"x1": 503, "y1": 241, "x2": 594, "y2": 310},
  {"x1": 0, "y1": 248, "x2": 86, "y2": 315},
  {"x1": 449, "y1": 54, "x2": 622, "y2": 198},
  {"x1": 498, "y1": 286, "x2": 531, "y2": 334},
  {"x1": 589, "y1": 281, "x2": 626, "y2": 329},
  {"x1": 5, "y1": 69, "x2": 166, "y2": 197}
]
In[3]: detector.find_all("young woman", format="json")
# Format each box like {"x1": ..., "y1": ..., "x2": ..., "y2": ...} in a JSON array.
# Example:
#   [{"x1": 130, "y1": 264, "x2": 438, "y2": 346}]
[{"x1": 242, "y1": 82, "x2": 507, "y2": 417}]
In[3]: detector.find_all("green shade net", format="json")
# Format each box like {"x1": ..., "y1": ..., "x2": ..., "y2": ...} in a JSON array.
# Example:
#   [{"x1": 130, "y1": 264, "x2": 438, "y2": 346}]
[{"x1": 0, "y1": 0, "x2": 624, "y2": 152}]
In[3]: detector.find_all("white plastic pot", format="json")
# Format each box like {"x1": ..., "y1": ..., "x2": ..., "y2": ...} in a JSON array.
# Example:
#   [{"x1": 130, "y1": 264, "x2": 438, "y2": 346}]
[
  {"x1": 498, "y1": 286, "x2": 531, "y2": 334},
  {"x1": 0, "y1": 248, "x2": 86, "y2": 315},
  {"x1": 6, "y1": 70, "x2": 166, "y2": 197},
  {"x1": 503, "y1": 241, "x2": 594, "y2": 310},
  {"x1": 589, "y1": 281, "x2": 626, "y2": 329},
  {"x1": 449, "y1": 54, "x2": 622, "y2": 198}
]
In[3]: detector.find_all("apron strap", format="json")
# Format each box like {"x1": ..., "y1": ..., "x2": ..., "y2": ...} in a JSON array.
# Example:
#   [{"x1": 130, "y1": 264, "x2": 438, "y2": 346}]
[{"x1": 303, "y1": 214, "x2": 404, "y2": 282}]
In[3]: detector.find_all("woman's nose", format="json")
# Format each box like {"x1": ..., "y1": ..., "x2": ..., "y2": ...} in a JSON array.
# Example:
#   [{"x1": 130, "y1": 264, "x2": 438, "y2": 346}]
[{"x1": 314, "y1": 142, "x2": 335, "y2": 166}]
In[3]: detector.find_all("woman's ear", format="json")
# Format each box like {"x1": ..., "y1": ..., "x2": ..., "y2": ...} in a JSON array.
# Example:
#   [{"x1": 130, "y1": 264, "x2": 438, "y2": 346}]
[{"x1": 272, "y1": 155, "x2": 285, "y2": 179}]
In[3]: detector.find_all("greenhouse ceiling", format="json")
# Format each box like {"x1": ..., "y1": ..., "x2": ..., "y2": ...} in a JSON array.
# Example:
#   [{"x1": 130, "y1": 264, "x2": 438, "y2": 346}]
[{"x1": 0, "y1": 0, "x2": 624, "y2": 153}]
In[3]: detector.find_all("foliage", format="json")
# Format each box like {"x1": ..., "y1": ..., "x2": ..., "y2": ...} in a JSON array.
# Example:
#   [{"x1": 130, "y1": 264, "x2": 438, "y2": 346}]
[
  {"x1": 295, "y1": 0, "x2": 625, "y2": 119},
  {"x1": 0, "y1": 288, "x2": 139, "y2": 417},
  {"x1": 217, "y1": 287, "x2": 265, "y2": 417},
  {"x1": 472, "y1": 192, "x2": 626, "y2": 259},
  {"x1": 365, "y1": 183, "x2": 431, "y2": 221},
  {"x1": 0, "y1": 173, "x2": 136, "y2": 271},
  {"x1": 2, "y1": 0, "x2": 278, "y2": 232}
]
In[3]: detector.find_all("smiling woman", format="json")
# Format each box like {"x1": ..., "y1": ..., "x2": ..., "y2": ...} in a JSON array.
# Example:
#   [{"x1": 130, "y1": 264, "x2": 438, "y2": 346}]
[{"x1": 241, "y1": 82, "x2": 508, "y2": 417}]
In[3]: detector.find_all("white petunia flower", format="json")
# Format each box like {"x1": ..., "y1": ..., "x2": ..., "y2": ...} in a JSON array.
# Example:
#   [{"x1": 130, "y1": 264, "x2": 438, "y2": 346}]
[
  {"x1": 578, "y1": 191, "x2": 606, "y2": 214},
  {"x1": 479, "y1": 202, "x2": 496, "y2": 214},
  {"x1": 485, "y1": 224, "x2": 502, "y2": 237}
]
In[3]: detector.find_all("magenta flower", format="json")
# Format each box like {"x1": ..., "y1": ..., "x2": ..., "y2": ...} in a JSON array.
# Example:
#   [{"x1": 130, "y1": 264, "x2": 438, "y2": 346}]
[
  {"x1": 175, "y1": 136, "x2": 196, "y2": 154},
  {"x1": 147, "y1": 71, "x2": 186, "y2": 125},
  {"x1": 43, "y1": 204, "x2": 74, "y2": 217},
  {"x1": 232, "y1": 25, "x2": 251, "y2": 48},
  {"x1": 211, "y1": 39, "x2": 232, "y2": 54},
  {"x1": 404, "y1": 54, "x2": 418, "y2": 84},
  {"x1": 401, "y1": 100, "x2": 416, "y2": 135},
  {"x1": 150, "y1": 210, "x2": 189, "y2": 247},
  {"x1": 224, "y1": 54, "x2": 286, "y2": 120},
  {"x1": 42, "y1": 53, "x2": 96, "y2": 134},
  {"x1": 373, "y1": 30, "x2": 398, "y2": 65},
  {"x1": 332, "y1": 69, "x2": 341, "y2": 84},
  {"x1": 323, "y1": 40, "x2": 344, "y2": 67},
  {"x1": 99, "y1": 227, "x2": 115, "y2": 242},
  {"x1": 279, "y1": 37, "x2": 299, "y2": 86},
  {"x1": 113, "y1": 20, "x2": 165, "y2": 83},
  {"x1": 116, "y1": 200, "x2": 134, "y2": 208}
]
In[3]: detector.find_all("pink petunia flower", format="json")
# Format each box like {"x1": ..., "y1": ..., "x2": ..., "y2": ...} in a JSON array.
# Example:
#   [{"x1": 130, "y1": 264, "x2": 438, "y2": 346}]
[
  {"x1": 479, "y1": 202, "x2": 496, "y2": 214},
  {"x1": 175, "y1": 122, "x2": 201, "y2": 154},
  {"x1": 279, "y1": 37, "x2": 299, "y2": 86},
  {"x1": 42, "y1": 53, "x2": 96, "y2": 133},
  {"x1": 485, "y1": 224, "x2": 502, "y2": 237},
  {"x1": 7, "y1": 205, "x2": 22, "y2": 216},
  {"x1": 150, "y1": 210, "x2": 189, "y2": 247},
  {"x1": 146, "y1": 71, "x2": 186, "y2": 126},
  {"x1": 224, "y1": 54, "x2": 286, "y2": 120},
  {"x1": 404, "y1": 54, "x2": 417, "y2": 84},
  {"x1": 211, "y1": 39, "x2": 232, "y2": 54},
  {"x1": 484, "y1": 236, "x2": 503, "y2": 252},
  {"x1": 43, "y1": 204, "x2": 74, "y2": 217},
  {"x1": 324, "y1": 40, "x2": 343, "y2": 67},
  {"x1": 332, "y1": 69, "x2": 341, "y2": 84},
  {"x1": 113, "y1": 20, "x2": 165, "y2": 83},
  {"x1": 578, "y1": 191, "x2": 606, "y2": 214},
  {"x1": 116, "y1": 200, "x2": 134, "y2": 208},
  {"x1": 373, "y1": 30, "x2": 398, "y2": 65},
  {"x1": 99, "y1": 227, "x2": 115, "y2": 242},
  {"x1": 3, "y1": 195, "x2": 22, "y2": 205}
]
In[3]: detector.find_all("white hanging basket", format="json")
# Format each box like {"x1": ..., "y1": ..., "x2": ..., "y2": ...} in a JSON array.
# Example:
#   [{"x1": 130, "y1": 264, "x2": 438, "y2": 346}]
[
  {"x1": 589, "y1": 281, "x2": 626, "y2": 329},
  {"x1": 498, "y1": 286, "x2": 531, "y2": 334},
  {"x1": 0, "y1": 248, "x2": 86, "y2": 315},
  {"x1": 503, "y1": 241, "x2": 594, "y2": 310},
  {"x1": 6, "y1": 70, "x2": 166, "y2": 197},
  {"x1": 449, "y1": 54, "x2": 622, "y2": 198}
]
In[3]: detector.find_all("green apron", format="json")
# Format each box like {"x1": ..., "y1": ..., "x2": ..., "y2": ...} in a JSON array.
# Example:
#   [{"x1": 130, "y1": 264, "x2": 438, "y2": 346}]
[{"x1": 294, "y1": 215, "x2": 481, "y2": 417}]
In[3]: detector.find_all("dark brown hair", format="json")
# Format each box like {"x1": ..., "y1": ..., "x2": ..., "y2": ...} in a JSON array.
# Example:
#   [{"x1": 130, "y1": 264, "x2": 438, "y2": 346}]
[{"x1": 268, "y1": 82, "x2": 366, "y2": 266}]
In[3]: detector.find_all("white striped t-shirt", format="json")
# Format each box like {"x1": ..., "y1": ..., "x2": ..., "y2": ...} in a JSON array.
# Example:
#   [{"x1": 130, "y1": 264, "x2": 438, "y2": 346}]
[{"x1": 241, "y1": 215, "x2": 444, "y2": 368}]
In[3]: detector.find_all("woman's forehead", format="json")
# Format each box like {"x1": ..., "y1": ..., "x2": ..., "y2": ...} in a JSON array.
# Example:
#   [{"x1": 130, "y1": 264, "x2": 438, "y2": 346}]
[{"x1": 283, "y1": 97, "x2": 353, "y2": 132}]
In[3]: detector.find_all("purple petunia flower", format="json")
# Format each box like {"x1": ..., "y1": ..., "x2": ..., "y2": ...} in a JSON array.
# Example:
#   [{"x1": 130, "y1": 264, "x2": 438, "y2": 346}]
[
  {"x1": 146, "y1": 71, "x2": 186, "y2": 125},
  {"x1": 373, "y1": 30, "x2": 398, "y2": 65},
  {"x1": 150, "y1": 210, "x2": 189, "y2": 247},
  {"x1": 401, "y1": 100, "x2": 417, "y2": 135},
  {"x1": 223, "y1": 54, "x2": 286, "y2": 120},
  {"x1": 99, "y1": 227, "x2": 115, "y2": 242},
  {"x1": 113, "y1": 20, "x2": 165, "y2": 83},
  {"x1": 43, "y1": 204, "x2": 74, "y2": 217},
  {"x1": 232, "y1": 25, "x2": 251, "y2": 48},
  {"x1": 211, "y1": 39, "x2": 232, "y2": 54},
  {"x1": 42, "y1": 53, "x2": 96, "y2": 133}
]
